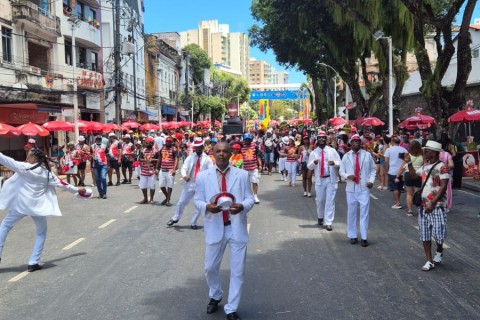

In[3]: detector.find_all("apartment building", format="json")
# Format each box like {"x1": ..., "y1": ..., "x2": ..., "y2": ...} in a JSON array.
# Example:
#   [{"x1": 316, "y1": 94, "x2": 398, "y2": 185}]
[{"x1": 248, "y1": 58, "x2": 272, "y2": 86}]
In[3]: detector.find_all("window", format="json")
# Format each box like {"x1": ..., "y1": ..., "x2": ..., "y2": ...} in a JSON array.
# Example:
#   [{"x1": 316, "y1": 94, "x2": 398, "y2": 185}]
[
  {"x1": 90, "y1": 51, "x2": 98, "y2": 71},
  {"x1": 473, "y1": 48, "x2": 479, "y2": 59},
  {"x1": 89, "y1": 8, "x2": 96, "y2": 21},
  {"x1": 65, "y1": 41, "x2": 72, "y2": 65},
  {"x1": 2, "y1": 27, "x2": 12, "y2": 63},
  {"x1": 79, "y1": 47, "x2": 86, "y2": 68},
  {"x1": 76, "y1": 2, "x2": 85, "y2": 20}
]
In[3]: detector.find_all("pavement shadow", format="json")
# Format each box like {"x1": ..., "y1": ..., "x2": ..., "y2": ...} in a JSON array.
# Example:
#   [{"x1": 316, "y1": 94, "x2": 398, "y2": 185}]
[{"x1": 0, "y1": 252, "x2": 86, "y2": 274}]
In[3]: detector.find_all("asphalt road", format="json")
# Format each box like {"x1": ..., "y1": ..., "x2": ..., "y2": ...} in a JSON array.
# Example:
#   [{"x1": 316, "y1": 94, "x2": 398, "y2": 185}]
[{"x1": 0, "y1": 172, "x2": 479, "y2": 320}]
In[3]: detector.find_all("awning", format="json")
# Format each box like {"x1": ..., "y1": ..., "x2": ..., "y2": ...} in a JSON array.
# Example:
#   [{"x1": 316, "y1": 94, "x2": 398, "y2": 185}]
[
  {"x1": 139, "y1": 110, "x2": 156, "y2": 116},
  {"x1": 162, "y1": 105, "x2": 176, "y2": 115}
]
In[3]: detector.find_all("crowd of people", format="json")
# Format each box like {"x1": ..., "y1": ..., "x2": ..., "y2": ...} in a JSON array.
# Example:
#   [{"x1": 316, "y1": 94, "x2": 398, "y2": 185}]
[{"x1": 0, "y1": 121, "x2": 474, "y2": 320}]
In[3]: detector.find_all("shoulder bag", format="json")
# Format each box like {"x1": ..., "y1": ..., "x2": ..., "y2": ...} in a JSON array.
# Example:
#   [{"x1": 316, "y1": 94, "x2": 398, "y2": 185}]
[{"x1": 413, "y1": 161, "x2": 441, "y2": 206}]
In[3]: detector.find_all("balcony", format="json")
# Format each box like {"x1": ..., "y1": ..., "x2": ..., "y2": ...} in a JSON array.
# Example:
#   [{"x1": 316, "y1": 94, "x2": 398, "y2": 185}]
[{"x1": 12, "y1": 2, "x2": 61, "y2": 36}]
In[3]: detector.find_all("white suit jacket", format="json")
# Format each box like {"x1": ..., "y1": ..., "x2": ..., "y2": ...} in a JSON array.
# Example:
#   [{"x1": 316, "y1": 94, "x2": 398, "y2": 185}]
[
  {"x1": 180, "y1": 152, "x2": 213, "y2": 179},
  {"x1": 0, "y1": 153, "x2": 78, "y2": 216},
  {"x1": 195, "y1": 166, "x2": 255, "y2": 245},
  {"x1": 339, "y1": 149, "x2": 376, "y2": 192},
  {"x1": 307, "y1": 146, "x2": 341, "y2": 184}
]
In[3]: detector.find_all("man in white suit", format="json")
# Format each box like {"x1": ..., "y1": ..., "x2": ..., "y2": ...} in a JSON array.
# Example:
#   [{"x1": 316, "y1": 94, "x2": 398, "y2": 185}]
[
  {"x1": 307, "y1": 131, "x2": 341, "y2": 230},
  {"x1": 339, "y1": 134, "x2": 376, "y2": 247},
  {"x1": 167, "y1": 137, "x2": 213, "y2": 229},
  {"x1": 195, "y1": 142, "x2": 255, "y2": 320}
]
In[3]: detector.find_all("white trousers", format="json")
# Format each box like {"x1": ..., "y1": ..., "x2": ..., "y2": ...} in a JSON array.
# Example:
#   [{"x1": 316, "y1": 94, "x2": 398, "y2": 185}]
[
  {"x1": 286, "y1": 161, "x2": 297, "y2": 184},
  {"x1": 0, "y1": 210, "x2": 47, "y2": 265},
  {"x1": 346, "y1": 190, "x2": 371, "y2": 240},
  {"x1": 278, "y1": 158, "x2": 286, "y2": 172},
  {"x1": 172, "y1": 181, "x2": 200, "y2": 225},
  {"x1": 205, "y1": 226, "x2": 247, "y2": 315},
  {"x1": 315, "y1": 181, "x2": 338, "y2": 225}
]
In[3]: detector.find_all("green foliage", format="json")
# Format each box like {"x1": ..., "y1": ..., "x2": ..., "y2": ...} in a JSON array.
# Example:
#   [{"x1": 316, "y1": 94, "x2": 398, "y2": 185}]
[
  {"x1": 183, "y1": 44, "x2": 212, "y2": 86},
  {"x1": 211, "y1": 69, "x2": 250, "y2": 104},
  {"x1": 240, "y1": 105, "x2": 258, "y2": 120}
]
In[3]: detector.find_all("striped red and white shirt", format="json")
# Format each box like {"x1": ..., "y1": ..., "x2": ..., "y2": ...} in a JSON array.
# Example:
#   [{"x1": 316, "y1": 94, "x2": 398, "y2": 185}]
[{"x1": 241, "y1": 143, "x2": 258, "y2": 171}]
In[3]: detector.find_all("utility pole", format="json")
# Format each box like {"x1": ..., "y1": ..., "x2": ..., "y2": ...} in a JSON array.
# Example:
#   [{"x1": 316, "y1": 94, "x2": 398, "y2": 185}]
[
  {"x1": 114, "y1": 0, "x2": 122, "y2": 124},
  {"x1": 182, "y1": 51, "x2": 191, "y2": 124},
  {"x1": 130, "y1": 6, "x2": 137, "y2": 113}
]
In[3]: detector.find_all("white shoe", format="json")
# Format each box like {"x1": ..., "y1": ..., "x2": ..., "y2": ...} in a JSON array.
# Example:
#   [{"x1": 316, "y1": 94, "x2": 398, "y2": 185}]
[
  {"x1": 254, "y1": 195, "x2": 260, "y2": 204},
  {"x1": 284, "y1": 177, "x2": 288, "y2": 182},
  {"x1": 433, "y1": 252, "x2": 443, "y2": 265},
  {"x1": 303, "y1": 192, "x2": 307, "y2": 197},
  {"x1": 307, "y1": 192, "x2": 312, "y2": 198}
]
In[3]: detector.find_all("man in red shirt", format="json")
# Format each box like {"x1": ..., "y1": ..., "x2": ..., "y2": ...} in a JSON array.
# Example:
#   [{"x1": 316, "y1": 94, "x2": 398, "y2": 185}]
[{"x1": 138, "y1": 137, "x2": 158, "y2": 204}]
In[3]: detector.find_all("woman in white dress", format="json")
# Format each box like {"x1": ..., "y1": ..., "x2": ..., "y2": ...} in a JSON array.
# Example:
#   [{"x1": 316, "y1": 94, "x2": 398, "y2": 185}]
[
  {"x1": 63, "y1": 142, "x2": 79, "y2": 186},
  {"x1": 0, "y1": 148, "x2": 86, "y2": 272}
]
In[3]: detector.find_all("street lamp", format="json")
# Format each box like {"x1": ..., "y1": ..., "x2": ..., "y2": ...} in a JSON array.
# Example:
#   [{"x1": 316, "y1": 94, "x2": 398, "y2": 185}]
[
  {"x1": 68, "y1": 16, "x2": 81, "y2": 141},
  {"x1": 319, "y1": 62, "x2": 344, "y2": 119},
  {"x1": 373, "y1": 31, "x2": 393, "y2": 136}
]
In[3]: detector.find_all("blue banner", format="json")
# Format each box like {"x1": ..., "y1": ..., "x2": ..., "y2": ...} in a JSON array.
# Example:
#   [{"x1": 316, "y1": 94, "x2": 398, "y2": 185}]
[{"x1": 250, "y1": 90, "x2": 309, "y2": 100}]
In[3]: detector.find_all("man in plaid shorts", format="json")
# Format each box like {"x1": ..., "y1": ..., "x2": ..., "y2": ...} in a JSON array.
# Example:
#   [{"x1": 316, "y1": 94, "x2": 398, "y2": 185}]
[{"x1": 405, "y1": 141, "x2": 449, "y2": 271}]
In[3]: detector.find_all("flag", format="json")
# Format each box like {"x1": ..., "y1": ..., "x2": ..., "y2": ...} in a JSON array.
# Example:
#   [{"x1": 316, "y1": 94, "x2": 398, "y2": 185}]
[
  {"x1": 259, "y1": 99, "x2": 268, "y2": 120},
  {"x1": 260, "y1": 100, "x2": 270, "y2": 130}
]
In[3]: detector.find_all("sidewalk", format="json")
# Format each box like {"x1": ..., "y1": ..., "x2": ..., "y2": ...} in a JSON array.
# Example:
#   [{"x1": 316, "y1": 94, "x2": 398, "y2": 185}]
[{"x1": 461, "y1": 177, "x2": 480, "y2": 193}]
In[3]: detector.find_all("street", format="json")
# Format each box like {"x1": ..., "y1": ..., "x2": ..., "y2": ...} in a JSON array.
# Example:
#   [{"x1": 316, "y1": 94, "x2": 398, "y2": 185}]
[{"x1": 0, "y1": 172, "x2": 479, "y2": 320}]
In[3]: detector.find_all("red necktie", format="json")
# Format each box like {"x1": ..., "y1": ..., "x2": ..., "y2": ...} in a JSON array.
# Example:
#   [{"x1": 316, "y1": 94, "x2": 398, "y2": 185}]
[
  {"x1": 221, "y1": 171, "x2": 229, "y2": 223},
  {"x1": 194, "y1": 155, "x2": 201, "y2": 179},
  {"x1": 354, "y1": 152, "x2": 360, "y2": 184},
  {"x1": 320, "y1": 150, "x2": 325, "y2": 177}
]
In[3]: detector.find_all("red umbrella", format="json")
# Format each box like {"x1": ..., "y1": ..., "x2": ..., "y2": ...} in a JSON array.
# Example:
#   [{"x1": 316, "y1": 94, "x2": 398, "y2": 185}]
[
  {"x1": 102, "y1": 123, "x2": 122, "y2": 133},
  {"x1": 122, "y1": 121, "x2": 141, "y2": 129},
  {"x1": 397, "y1": 120, "x2": 432, "y2": 130},
  {"x1": 16, "y1": 122, "x2": 50, "y2": 136},
  {"x1": 42, "y1": 120, "x2": 74, "y2": 131},
  {"x1": 329, "y1": 117, "x2": 347, "y2": 126},
  {"x1": 139, "y1": 123, "x2": 160, "y2": 131},
  {"x1": 448, "y1": 108, "x2": 480, "y2": 123},
  {"x1": 400, "y1": 113, "x2": 436, "y2": 127},
  {"x1": 361, "y1": 117, "x2": 385, "y2": 127},
  {"x1": 76, "y1": 120, "x2": 104, "y2": 133},
  {"x1": 0, "y1": 123, "x2": 19, "y2": 135}
]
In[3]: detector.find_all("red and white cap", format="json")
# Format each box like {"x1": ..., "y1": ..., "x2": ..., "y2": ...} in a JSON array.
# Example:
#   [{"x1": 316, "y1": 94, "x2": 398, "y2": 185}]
[
  {"x1": 192, "y1": 137, "x2": 204, "y2": 147},
  {"x1": 75, "y1": 187, "x2": 93, "y2": 200},
  {"x1": 317, "y1": 131, "x2": 327, "y2": 137},
  {"x1": 210, "y1": 192, "x2": 236, "y2": 211},
  {"x1": 350, "y1": 134, "x2": 361, "y2": 141}
]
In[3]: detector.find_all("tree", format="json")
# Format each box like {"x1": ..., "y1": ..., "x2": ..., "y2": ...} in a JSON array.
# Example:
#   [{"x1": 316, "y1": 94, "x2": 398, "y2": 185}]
[{"x1": 182, "y1": 44, "x2": 212, "y2": 87}]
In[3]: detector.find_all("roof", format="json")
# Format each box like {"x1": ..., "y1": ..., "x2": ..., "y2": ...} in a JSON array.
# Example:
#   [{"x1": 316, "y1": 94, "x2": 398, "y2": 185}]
[{"x1": 471, "y1": 24, "x2": 480, "y2": 31}]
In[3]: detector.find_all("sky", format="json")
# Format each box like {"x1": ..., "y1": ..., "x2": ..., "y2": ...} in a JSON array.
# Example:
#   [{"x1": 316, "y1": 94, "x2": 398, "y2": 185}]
[{"x1": 143, "y1": 0, "x2": 306, "y2": 84}]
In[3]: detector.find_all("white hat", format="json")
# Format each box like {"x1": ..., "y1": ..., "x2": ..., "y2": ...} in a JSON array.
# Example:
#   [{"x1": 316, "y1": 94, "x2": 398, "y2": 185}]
[
  {"x1": 423, "y1": 140, "x2": 442, "y2": 152},
  {"x1": 338, "y1": 131, "x2": 347, "y2": 136},
  {"x1": 161, "y1": 133, "x2": 166, "y2": 138},
  {"x1": 350, "y1": 134, "x2": 361, "y2": 141},
  {"x1": 210, "y1": 192, "x2": 236, "y2": 211},
  {"x1": 28, "y1": 138, "x2": 36, "y2": 144},
  {"x1": 108, "y1": 132, "x2": 116, "y2": 137},
  {"x1": 124, "y1": 134, "x2": 131, "y2": 139},
  {"x1": 266, "y1": 129, "x2": 273, "y2": 134},
  {"x1": 317, "y1": 131, "x2": 327, "y2": 137},
  {"x1": 282, "y1": 136, "x2": 289, "y2": 144},
  {"x1": 192, "y1": 137, "x2": 204, "y2": 147},
  {"x1": 78, "y1": 136, "x2": 85, "y2": 141},
  {"x1": 75, "y1": 187, "x2": 93, "y2": 200}
]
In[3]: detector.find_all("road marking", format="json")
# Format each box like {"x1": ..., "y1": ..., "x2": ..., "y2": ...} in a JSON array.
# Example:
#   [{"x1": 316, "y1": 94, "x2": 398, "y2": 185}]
[
  {"x1": 63, "y1": 237, "x2": 86, "y2": 250},
  {"x1": 247, "y1": 223, "x2": 251, "y2": 234},
  {"x1": 370, "y1": 194, "x2": 378, "y2": 200},
  {"x1": 457, "y1": 189, "x2": 480, "y2": 198},
  {"x1": 124, "y1": 206, "x2": 138, "y2": 213},
  {"x1": 98, "y1": 219, "x2": 116, "y2": 229},
  {"x1": 8, "y1": 271, "x2": 29, "y2": 283}
]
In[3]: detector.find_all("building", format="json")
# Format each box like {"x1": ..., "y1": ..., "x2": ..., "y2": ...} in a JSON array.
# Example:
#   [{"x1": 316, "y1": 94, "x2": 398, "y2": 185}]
[
  {"x1": 248, "y1": 58, "x2": 272, "y2": 86},
  {"x1": 271, "y1": 69, "x2": 289, "y2": 85},
  {"x1": 179, "y1": 20, "x2": 248, "y2": 79}
]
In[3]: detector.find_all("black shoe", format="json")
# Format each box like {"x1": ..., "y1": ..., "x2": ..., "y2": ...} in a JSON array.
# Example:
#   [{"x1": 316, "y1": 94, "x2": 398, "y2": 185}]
[
  {"x1": 115, "y1": 181, "x2": 121, "y2": 186},
  {"x1": 102, "y1": 194, "x2": 107, "y2": 199},
  {"x1": 107, "y1": 181, "x2": 113, "y2": 186},
  {"x1": 190, "y1": 225, "x2": 198, "y2": 230},
  {"x1": 226, "y1": 312, "x2": 241, "y2": 320},
  {"x1": 166, "y1": 219, "x2": 178, "y2": 227},
  {"x1": 27, "y1": 264, "x2": 42, "y2": 272},
  {"x1": 98, "y1": 194, "x2": 104, "y2": 199},
  {"x1": 121, "y1": 179, "x2": 128, "y2": 184},
  {"x1": 160, "y1": 199, "x2": 168, "y2": 206},
  {"x1": 318, "y1": 218, "x2": 324, "y2": 226},
  {"x1": 326, "y1": 225, "x2": 333, "y2": 231},
  {"x1": 207, "y1": 298, "x2": 221, "y2": 314},
  {"x1": 350, "y1": 238, "x2": 358, "y2": 244},
  {"x1": 361, "y1": 239, "x2": 369, "y2": 247},
  {"x1": 128, "y1": 180, "x2": 132, "y2": 184},
  {"x1": 165, "y1": 202, "x2": 172, "y2": 207}
]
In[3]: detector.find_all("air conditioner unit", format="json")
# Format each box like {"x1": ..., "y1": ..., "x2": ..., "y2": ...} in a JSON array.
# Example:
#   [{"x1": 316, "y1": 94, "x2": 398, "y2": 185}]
[{"x1": 122, "y1": 41, "x2": 135, "y2": 55}]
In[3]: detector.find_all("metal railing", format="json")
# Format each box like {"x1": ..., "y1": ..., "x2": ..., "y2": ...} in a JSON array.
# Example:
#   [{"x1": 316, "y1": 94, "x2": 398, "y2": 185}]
[{"x1": 12, "y1": 2, "x2": 60, "y2": 35}]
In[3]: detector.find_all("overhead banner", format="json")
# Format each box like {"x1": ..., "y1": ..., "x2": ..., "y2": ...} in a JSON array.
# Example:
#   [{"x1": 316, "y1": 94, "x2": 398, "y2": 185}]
[{"x1": 250, "y1": 90, "x2": 309, "y2": 100}]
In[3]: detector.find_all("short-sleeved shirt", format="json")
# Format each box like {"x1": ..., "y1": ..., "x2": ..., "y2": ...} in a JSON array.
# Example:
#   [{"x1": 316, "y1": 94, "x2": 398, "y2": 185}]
[
  {"x1": 384, "y1": 145, "x2": 408, "y2": 175},
  {"x1": 416, "y1": 162, "x2": 449, "y2": 207}
]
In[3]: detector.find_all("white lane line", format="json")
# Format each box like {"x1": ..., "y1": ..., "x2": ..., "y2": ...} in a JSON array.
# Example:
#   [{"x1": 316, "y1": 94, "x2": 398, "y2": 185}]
[
  {"x1": 63, "y1": 237, "x2": 86, "y2": 250},
  {"x1": 457, "y1": 189, "x2": 480, "y2": 198},
  {"x1": 98, "y1": 219, "x2": 116, "y2": 229},
  {"x1": 8, "y1": 271, "x2": 29, "y2": 283},
  {"x1": 124, "y1": 206, "x2": 138, "y2": 213},
  {"x1": 247, "y1": 223, "x2": 251, "y2": 234},
  {"x1": 370, "y1": 194, "x2": 378, "y2": 200}
]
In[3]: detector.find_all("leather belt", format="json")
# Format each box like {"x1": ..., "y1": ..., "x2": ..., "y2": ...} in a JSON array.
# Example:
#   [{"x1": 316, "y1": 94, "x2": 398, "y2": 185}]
[
  {"x1": 320, "y1": 175, "x2": 330, "y2": 178},
  {"x1": 224, "y1": 221, "x2": 231, "y2": 226},
  {"x1": 161, "y1": 169, "x2": 170, "y2": 172}
]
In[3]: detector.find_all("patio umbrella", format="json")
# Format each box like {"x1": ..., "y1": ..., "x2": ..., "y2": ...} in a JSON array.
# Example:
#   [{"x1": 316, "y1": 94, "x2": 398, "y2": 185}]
[
  {"x1": 16, "y1": 122, "x2": 50, "y2": 136},
  {"x1": 102, "y1": 123, "x2": 122, "y2": 133},
  {"x1": 399, "y1": 113, "x2": 436, "y2": 128},
  {"x1": 122, "y1": 120, "x2": 141, "y2": 129},
  {"x1": 361, "y1": 117, "x2": 385, "y2": 127},
  {"x1": 448, "y1": 108, "x2": 480, "y2": 123},
  {"x1": 397, "y1": 120, "x2": 432, "y2": 130},
  {"x1": 42, "y1": 120, "x2": 73, "y2": 131},
  {"x1": 0, "y1": 123, "x2": 19, "y2": 135},
  {"x1": 139, "y1": 123, "x2": 160, "y2": 131},
  {"x1": 329, "y1": 117, "x2": 347, "y2": 126}
]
